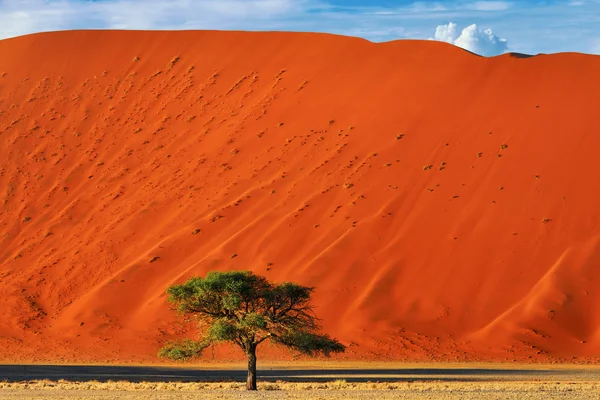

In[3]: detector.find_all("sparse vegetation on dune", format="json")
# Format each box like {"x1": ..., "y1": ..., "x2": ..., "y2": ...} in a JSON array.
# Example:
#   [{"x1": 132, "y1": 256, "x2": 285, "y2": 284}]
[{"x1": 0, "y1": 29, "x2": 600, "y2": 365}]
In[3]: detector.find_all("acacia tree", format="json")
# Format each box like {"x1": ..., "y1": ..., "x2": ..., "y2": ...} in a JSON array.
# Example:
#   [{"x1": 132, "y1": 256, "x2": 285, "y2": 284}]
[{"x1": 159, "y1": 270, "x2": 345, "y2": 390}]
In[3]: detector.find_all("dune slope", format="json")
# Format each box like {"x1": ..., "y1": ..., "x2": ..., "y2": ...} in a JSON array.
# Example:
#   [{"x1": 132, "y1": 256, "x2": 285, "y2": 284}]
[{"x1": 1, "y1": 30, "x2": 600, "y2": 363}]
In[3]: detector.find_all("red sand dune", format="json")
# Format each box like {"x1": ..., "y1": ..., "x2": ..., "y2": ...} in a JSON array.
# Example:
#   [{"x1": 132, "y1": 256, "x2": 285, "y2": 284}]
[{"x1": 1, "y1": 30, "x2": 600, "y2": 364}]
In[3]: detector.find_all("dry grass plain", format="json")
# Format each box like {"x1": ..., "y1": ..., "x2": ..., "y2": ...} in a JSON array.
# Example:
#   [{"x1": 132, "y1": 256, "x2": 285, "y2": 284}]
[{"x1": 0, "y1": 381, "x2": 599, "y2": 399}]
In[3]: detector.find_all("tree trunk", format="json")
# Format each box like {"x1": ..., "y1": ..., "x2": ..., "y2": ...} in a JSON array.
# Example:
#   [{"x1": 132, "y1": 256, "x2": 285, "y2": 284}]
[{"x1": 246, "y1": 345, "x2": 257, "y2": 390}]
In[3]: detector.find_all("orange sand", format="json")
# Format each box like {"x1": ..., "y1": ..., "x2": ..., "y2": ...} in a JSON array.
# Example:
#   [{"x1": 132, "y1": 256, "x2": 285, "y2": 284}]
[{"x1": 0, "y1": 30, "x2": 600, "y2": 364}]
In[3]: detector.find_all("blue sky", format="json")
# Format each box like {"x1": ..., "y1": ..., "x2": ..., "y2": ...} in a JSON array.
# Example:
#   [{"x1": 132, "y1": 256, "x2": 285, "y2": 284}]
[{"x1": 0, "y1": 0, "x2": 599, "y2": 56}]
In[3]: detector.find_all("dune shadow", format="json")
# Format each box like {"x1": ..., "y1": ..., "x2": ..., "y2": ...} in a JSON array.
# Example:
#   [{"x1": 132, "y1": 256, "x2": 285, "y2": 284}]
[
  {"x1": 508, "y1": 52, "x2": 535, "y2": 59},
  {"x1": 0, "y1": 365, "x2": 574, "y2": 383}
]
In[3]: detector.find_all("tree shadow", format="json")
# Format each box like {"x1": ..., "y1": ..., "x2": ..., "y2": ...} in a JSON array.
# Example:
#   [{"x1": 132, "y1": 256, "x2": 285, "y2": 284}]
[{"x1": 0, "y1": 365, "x2": 577, "y2": 383}]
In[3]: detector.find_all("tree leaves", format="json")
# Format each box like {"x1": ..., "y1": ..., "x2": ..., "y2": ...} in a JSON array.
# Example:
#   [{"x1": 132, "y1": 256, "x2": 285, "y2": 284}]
[
  {"x1": 207, "y1": 319, "x2": 238, "y2": 342},
  {"x1": 273, "y1": 330, "x2": 346, "y2": 357},
  {"x1": 158, "y1": 339, "x2": 207, "y2": 361},
  {"x1": 222, "y1": 293, "x2": 243, "y2": 311},
  {"x1": 239, "y1": 313, "x2": 267, "y2": 330}
]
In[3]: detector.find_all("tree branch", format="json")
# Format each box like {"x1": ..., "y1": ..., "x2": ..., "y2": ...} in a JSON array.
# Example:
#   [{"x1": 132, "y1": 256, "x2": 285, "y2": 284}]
[{"x1": 253, "y1": 333, "x2": 272, "y2": 346}]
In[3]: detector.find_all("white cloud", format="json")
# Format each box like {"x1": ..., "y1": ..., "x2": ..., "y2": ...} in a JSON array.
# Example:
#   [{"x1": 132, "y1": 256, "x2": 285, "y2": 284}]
[
  {"x1": 467, "y1": 1, "x2": 512, "y2": 11},
  {"x1": 409, "y1": 2, "x2": 449, "y2": 12},
  {"x1": 591, "y1": 40, "x2": 600, "y2": 55},
  {"x1": 433, "y1": 22, "x2": 460, "y2": 44},
  {"x1": 432, "y1": 22, "x2": 508, "y2": 56}
]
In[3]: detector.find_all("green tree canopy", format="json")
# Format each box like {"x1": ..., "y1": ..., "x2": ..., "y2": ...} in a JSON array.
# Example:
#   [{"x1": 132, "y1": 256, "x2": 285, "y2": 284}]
[{"x1": 159, "y1": 270, "x2": 345, "y2": 390}]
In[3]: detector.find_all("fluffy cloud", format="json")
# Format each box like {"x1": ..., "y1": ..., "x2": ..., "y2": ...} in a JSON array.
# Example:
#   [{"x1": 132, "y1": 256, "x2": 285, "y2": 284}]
[{"x1": 433, "y1": 22, "x2": 508, "y2": 56}]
